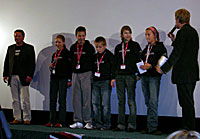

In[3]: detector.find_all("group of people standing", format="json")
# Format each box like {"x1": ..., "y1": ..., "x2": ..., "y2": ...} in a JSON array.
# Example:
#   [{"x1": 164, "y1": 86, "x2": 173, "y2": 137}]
[{"x1": 3, "y1": 8, "x2": 199, "y2": 135}]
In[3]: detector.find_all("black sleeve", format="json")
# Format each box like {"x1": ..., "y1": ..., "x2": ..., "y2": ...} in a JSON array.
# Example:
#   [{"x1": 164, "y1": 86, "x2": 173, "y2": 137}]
[
  {"x1": 92, "y1": 53, "x2": 96, "y2": 73},
  {"x1": 109, "y1": 52, "x2": 115, "y2": 79},
  {"x1": 3, "y1": 47, "x2": 10, "y2": 77},
  {"x1": 66, "y1": 49, "x2": 72, "y2": 81},
  {"x1": 70, "y1": 45, "x2": 75, "y2": 70},
  {"x1": 152, "y1": 43, "x2": 168, "y2": 67},
  {"x1": 140, "y1": 46, "x2": 147, "y2": 62},
  {"x1": 161, "y1": 30, "x2": 186, "y2": 73},
  {"x1": 113, "y1": 46, "x2": 118, "y2": 77},
  {"x1": 135, "y1": 42, "x2": 142, "y2": 63},
  {"x1": 27, "y1": 46, "x2": 36, "y2": 78},
  {"x1": 160, "y1": 43, "x2": 168, "y2": 58}
]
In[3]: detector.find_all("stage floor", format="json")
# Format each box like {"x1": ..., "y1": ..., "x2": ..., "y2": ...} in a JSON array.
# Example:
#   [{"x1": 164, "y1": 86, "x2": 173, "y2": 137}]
[{"x1": 9, "y1": 124, "x2": 168, "y2": 139}]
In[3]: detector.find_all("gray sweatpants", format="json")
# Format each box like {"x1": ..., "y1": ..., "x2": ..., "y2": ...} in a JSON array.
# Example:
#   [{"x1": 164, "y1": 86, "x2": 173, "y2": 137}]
[
  {"x1": 10, "y1": 75, "x2": 31, "y2": 121},
  {"x1": 72, "y1": 71, "x2": 92, "y2": 123}
]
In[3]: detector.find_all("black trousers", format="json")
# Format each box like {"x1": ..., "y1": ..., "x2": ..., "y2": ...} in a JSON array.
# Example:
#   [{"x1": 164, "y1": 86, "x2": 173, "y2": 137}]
[
  {"x1": 176, "y1": 82, "x2": 196, "y2": 130},
  {"x1": 49, "y1": 78, "x2": 67, "y2": 126}
]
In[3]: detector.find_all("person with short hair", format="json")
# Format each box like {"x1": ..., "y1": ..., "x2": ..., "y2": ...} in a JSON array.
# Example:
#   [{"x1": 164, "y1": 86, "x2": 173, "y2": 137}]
[
  {"x1": 3, "y1": 29, "x2": 36, "y2": 125},
  {"x1": 92, "y1": 36, "x2": 114, "y2": 130},
  {"x1": 156, "y1": 8, "x2": 199, "y2": 130},
  {"x1": 140, "y1": 26, "x2": 167, "y2": 135},
  {"x1": 69, "y1": 26, "x2": 95, "y2": 129},
  {"x1": 45, "y1": 35, "x2": 72, "y2": 127},
  {"x1": 111, "y1": 25, "x2": 141, "y2": 132}
]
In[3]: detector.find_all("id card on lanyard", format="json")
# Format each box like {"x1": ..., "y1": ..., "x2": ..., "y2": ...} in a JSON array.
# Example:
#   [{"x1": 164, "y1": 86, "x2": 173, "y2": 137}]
[
  {"x1": 95, "y1": 52, "x2": 106, "y2": 77},
  {"x1": 145, "y1": 44, "x2": 152, "y2": 63},
  {"x1": 76, "y1": 43, "x2": 83, "y2": 69},
  {"x1": 121, "y1": 42, "x2": 128, "y2": 69},
  {"x1": 52, "y1": 48, "x2": 63, "y2": 74}
]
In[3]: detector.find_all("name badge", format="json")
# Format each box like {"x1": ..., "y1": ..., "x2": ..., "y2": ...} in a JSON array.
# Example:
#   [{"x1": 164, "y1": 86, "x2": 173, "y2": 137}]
[
  {"x1": 76, "y1": 64, "x2": 80, "y2": 69},
  {"x1": 52, "y1": 69, "x2": 55, "y2": 74},
  {"x1": 94, "y1": 72, "x2": 101, "y2": 77},
  {"x1": 120, "y1": 65, "x2": 126, "y2": 69}
]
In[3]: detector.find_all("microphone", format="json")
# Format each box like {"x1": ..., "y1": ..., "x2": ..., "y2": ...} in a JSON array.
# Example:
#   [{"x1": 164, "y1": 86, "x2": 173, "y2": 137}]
[{"x1": 168, "y1": 26, "x2": 176, "y2": 37}]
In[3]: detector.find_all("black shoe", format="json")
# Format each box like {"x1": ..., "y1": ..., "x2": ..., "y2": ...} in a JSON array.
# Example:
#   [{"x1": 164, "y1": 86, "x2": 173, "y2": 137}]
[
  {"x1": 126, "y1": 128, "x2": 135, "y2": 132},
  {"x1": 141, "y1": 129, "x2": 148, "y2": 134},
  {"x1": 149, "y1": 130, "x2": 162, "y2": 135},
  {"x1": 112, "y1": 127, "x2": 124, "y2": 131},
  {"x1": 100, "y1": 127, "x2": 111, "y2": 131}
]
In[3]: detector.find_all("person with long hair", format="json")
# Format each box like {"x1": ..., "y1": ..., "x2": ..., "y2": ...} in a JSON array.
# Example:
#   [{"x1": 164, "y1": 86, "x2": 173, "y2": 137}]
[
  {"x1": 111, "y1": 25, "x2": 141, "y2": 132},
  {"x1": 45, "y1": 35, "x2": 72, "y2": 127},
  {"x1": 140, "y1": 26, "x2": 167, "y2": 135}
]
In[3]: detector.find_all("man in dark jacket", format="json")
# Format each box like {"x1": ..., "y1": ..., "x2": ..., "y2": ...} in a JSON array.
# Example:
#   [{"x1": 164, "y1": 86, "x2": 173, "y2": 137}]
[
  {"x1": 3, "y1": 29, "x2": 35, "y2": 125},
  {"x1": 156, "y1": 9, "x2": 199, "y2": 130}
]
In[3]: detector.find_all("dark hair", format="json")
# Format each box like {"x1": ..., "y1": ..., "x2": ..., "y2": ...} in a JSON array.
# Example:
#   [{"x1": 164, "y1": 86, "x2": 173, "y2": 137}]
[
  {"x1": 120, "y1": 25, "x2": 132, "y2": 41},
  {"x1": 55, "y1": 34, "x2": 65, "y2": 42},
  {"x1": 146, "y1": 26, "x2": 160, "y2": 42},
  {"x1": 75, "y1": 26, "x2": 86, "y2": 36},
  {"x1": 14, "y1": 29, "x2": 25, "y2": 37},
  {"x1": 94, "y1": 36, "x2": 107, "y2": 46}
]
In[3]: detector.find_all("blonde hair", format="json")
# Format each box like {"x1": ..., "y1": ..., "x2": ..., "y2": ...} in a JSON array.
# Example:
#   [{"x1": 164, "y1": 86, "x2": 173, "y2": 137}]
[
  {"x1": 175, "y1": 9, "x2": 190, "y2": 24},
  {"x1": 166, "y1": 130, "x2": 200, "y2": 139}
]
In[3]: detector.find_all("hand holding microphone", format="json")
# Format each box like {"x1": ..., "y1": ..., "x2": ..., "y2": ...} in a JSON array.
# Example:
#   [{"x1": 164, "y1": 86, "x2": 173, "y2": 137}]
[{"x1": 168, "y1": 26, "x2": 176, "y2": 41}]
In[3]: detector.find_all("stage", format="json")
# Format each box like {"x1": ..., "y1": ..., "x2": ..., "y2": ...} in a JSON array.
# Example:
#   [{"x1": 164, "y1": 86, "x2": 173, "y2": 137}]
[
  {"x1": 2, "y1": 109, "x2": 198, "y2": 139},
  {"x1": 9, "y1": 124, "x2": 168, "y2": 139}
]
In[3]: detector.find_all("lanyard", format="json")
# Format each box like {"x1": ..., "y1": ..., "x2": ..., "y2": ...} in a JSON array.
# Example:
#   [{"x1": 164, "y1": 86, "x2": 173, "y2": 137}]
[
  {"x1": 77, "y1": 43, "x2": 84, "y2": 64},
  {"x1": 97, "y1": 52, "x2": 106, "y2": 72},
  {"x1": 145, "y1": 44, "x2": 152, "y2": 63},
  {"x1": 53, "y1": 48, "x2": 63, "y2": 66},
  {"x1": 122, "y1": 42, "x2": 129, "y2": 64}
]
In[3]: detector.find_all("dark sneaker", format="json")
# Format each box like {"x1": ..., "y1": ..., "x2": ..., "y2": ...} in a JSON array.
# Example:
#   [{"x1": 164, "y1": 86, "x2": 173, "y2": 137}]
[
  {"x1": 112, "y1": 127, "x2": 124, "y2": 131},
  {"x1": 100, "y1": 127, "x2": 111, "y2": 131},
  {"x1": 150, "y1": 130, "x2": 162, "y2": 135},
  {"x1": 141, "y1": 129, "x2": 149, "y2": 134},
  {"x1": 126, "y1": 127, "x2": 135, "y2": 132}
]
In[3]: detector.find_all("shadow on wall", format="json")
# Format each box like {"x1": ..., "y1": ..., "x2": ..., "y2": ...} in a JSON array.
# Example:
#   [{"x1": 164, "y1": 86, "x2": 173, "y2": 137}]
[
  {"x1": 30, "y1": 30, "x2": 180, "y2": 116},
  {"x1": 30, "y1": 33, "x2": 76, "y2": 111}
]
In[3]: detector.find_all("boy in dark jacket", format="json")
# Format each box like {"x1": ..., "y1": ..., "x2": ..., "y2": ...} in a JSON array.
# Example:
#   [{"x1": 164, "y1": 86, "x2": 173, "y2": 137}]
[
  {"x1": 92, "y1": 36, "x2": 114, "y2": 130},
  {"x1": 69, "y1": 26, "x2": 95, "y2": 129}
]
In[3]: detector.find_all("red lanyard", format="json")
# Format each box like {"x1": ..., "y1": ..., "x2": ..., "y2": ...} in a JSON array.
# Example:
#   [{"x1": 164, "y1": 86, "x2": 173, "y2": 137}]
[
  {"x1": 54, "y1": 48, "x2": 63, "y2": 66},
  {"x1": 97, "y1": 52, "x2": 106, "y2": 72},
  {"x1": 77, "y1": 43, "x2": 83, "y2": 64},
  {"x1": 122, "y1": 42, "x2": 129, "y2": 64},
  {"x1": 145, "y1": 45, "x2": 152, "y2": 63}
]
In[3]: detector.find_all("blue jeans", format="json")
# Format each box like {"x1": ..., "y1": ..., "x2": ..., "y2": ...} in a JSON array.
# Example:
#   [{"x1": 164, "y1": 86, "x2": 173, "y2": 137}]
[
  {"x1": 92, "y1": 80, "x2": 111, "y2": 128},
  {"x1": 140, "y1": 76, "x2": 161, "y2": 132},
  {"x1": 115, "y1": 75, "x2": 137, "y2": 130},
  {"x1": 49, "y1": 78, "x2": 67, "y2": 126}
]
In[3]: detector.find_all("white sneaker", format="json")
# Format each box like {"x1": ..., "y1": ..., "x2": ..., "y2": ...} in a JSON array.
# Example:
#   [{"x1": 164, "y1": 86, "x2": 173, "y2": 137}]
[
  {"x1": 69, "y1": 122, "x2": 83, "y2": 129},
  {"x1": 84, "y1": 123, "x2": 93, "y2": 130}
]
